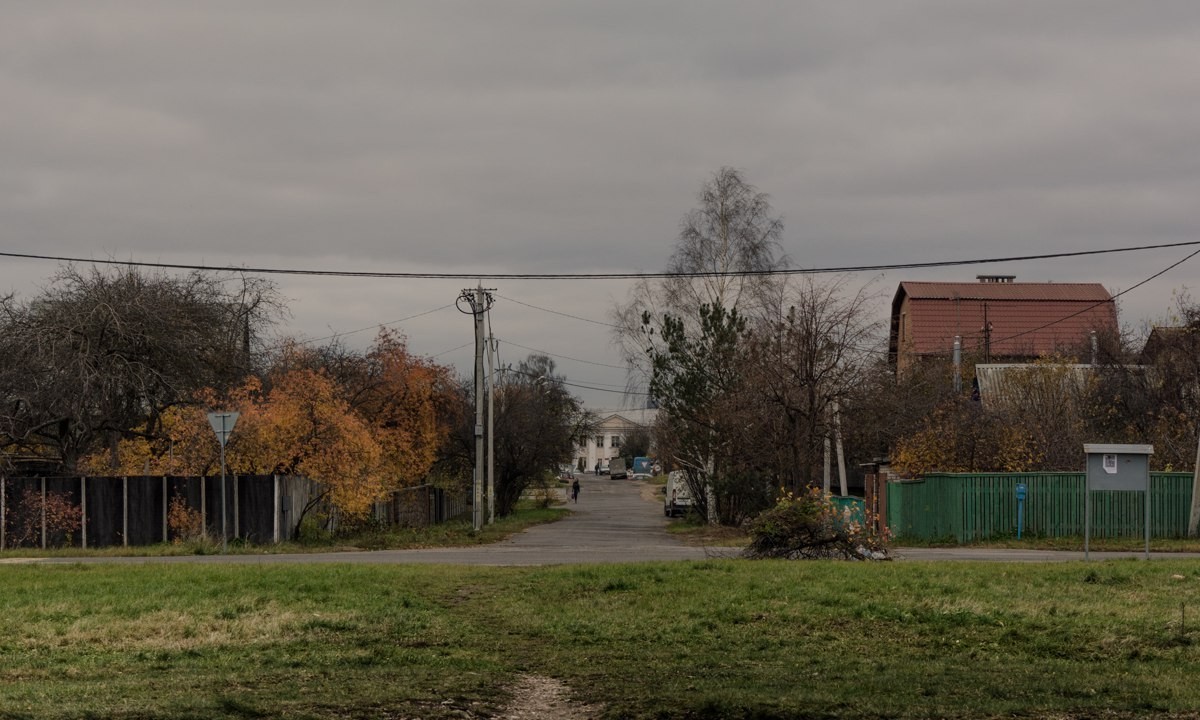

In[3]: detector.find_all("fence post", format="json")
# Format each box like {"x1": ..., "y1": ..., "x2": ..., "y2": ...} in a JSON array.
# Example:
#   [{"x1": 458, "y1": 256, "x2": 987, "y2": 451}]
[
  {"x1": 41, "y1": 477, "x2": 46, "y2": 550},
  {"x1": 273, "y1": 474, "x2": 280, "y2": 544},
  {"x1": 122, "y1": 476, "x2": 128, "y2": 547},
  {"x1": 1, "y1": 476, "x2": 5, "y2": 551},
  {"x1": 162, "y1": 476, "x2": 168, "y2": 543},
  {"x1": 201, "y1": 476, "x2": 207, "y2": 539},
  {"x1": 233, "y1": 474, "x2": 239, "y2": 540},
  {"x1": 81, "y1": 476, "x2": 87, "y2": 550}
]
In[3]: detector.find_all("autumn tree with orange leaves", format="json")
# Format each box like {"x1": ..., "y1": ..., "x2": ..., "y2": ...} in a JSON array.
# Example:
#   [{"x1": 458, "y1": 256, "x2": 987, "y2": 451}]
[{"x1": 83, "y1": 331, "x2": 457, "y2": 527}]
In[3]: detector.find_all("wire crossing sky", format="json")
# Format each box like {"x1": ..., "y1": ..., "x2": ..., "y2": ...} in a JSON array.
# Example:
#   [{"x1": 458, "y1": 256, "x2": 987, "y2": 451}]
[{"x1": 1, "y1": 240, "x2": 1198, "y2": 280}]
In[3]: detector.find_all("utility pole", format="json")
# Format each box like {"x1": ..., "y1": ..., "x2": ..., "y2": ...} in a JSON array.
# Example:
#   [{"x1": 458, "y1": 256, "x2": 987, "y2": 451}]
[
  {"x1": 1188, "y1": 429, "x2": 1200, "y2": 536},
  {"x1": 953, "y1": 335, "x2": 962, "y2": 393},
  {"x1": 834, "y1": 400, "x2": 848, "y2": 497},
  {"x1": 981, "y1": 304, "x2": 993, "y2": 364},
  {"x1": 458, "y1": 285, "x2": 495, "y2": 532},
  {"x1": 486, "y1": 329, "x2": 497, "y2": 525}
]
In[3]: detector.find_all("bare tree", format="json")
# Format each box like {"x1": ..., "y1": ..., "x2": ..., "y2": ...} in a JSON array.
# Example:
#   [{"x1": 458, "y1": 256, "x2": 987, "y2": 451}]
[
  {"x1": 613, "y1": 167, "x2": 788, "y2": 394},
  {"x1": 485, "y1": 355, "x2": 594, "y2": 516},
  {"x1": 0, "y1": 265, "x2": 283, "y2": 472},
  {"x1": 745, "y1": 276, "x2": 883, "y2": 490}
]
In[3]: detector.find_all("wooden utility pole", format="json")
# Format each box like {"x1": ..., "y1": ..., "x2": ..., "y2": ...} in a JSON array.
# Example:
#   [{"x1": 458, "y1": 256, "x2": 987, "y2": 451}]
[
  {"x1": 459, "y1": 285, "x2": 494, "y2": 532},
  {"x1": 472, "y1": 286, "x2": 485, "y2": 532},
  {"x1": 1188, "y1": 429, "x2": 1200, "y2": 536},
  {"x1": 834, "y1": 401, "x2": 848, "y2": 497},
  {"x1": 486, "y1": 331, "x2": 496, "y2": 525}
]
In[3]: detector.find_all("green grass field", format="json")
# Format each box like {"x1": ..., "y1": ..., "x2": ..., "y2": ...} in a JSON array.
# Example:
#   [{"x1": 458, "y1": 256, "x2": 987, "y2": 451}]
[{"x1": 2, "y1": 559, "x2": 1200, "y2": 719}]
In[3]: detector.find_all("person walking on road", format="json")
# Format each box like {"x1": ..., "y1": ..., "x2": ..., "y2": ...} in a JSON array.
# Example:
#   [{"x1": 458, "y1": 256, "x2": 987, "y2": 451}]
[{"x1": 571, "y1": 478, "x2": 581, "y2": 503}]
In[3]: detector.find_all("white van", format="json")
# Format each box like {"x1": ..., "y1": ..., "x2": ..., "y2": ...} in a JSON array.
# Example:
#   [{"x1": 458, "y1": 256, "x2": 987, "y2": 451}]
[{"x1": 663, "y1": 471, "x2": 693, "y2": 517}]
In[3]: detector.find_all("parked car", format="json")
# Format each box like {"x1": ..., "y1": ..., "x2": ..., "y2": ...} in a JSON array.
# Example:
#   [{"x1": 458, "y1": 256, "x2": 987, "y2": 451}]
[
  {"x1": 559, "y1": 464, "x2": 574, "y2": 480},
  {"x1": 631, "y1": 456, "x2": 654, "y2": 479},
  {"x1": 663, "y1": 471, "x2": 693, "y2": 517},
  {"x1": 609, "y1": 457, "x2": 628, "y2": 479},
  {"x1": 599, "y1": 460, "x2": 610, "y2": 475}
]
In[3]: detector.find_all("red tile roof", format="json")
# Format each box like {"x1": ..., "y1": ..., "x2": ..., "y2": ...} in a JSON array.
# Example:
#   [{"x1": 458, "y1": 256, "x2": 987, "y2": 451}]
[{"x1": 890, "y1": 282, "x2": 1117, "y2": 362}]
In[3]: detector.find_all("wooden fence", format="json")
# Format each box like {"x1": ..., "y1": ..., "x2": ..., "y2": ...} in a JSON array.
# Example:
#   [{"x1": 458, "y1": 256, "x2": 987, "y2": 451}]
[{"x1": 0, "y1": 475, "x2": 467, "y2": 549}]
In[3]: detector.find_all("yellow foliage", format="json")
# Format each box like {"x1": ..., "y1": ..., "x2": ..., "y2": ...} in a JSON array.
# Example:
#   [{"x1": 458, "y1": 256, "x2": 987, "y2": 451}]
[
  {"x1": 80, "y1": 331, "x2": 456, "y2": 519},
  {"x1": 229, "y1": 369, "x2": 385, "y2": 519}
]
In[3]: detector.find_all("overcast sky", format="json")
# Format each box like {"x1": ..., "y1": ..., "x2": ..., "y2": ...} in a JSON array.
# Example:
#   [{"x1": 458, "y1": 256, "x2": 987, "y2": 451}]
[{"x1": 3, "y1": 2, "x2": 1200, "y2": 408}]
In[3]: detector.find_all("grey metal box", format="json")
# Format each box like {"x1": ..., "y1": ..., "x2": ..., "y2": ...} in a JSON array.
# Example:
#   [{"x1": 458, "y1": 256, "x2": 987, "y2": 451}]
[{"x1": 1083, "y1": 443, "x2": 1152, "y2": 492}]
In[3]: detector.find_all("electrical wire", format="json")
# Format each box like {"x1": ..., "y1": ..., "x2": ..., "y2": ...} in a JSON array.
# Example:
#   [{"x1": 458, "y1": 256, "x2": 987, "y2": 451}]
[
  {"x1": 498, "y1": 338, "x2": 630, "y2": 370},
  {"x1": 504, "y1": 366, "x2": 650, "y2": 397},
  {"x1": 496, "y1": 294, "x2": 622, "y2": 328},
  {"x1": 430, "y1": 341, "x2": 473, "y2": 359},
  {"x1": 968, "y1": 247, "x2": 1200, "y2": 352},
  {"x1": 284, "y1": 304, "x2": 454, "y2": 347},
  {"x1": 3, "y1": 239, "x2": 1199, "y2": 280}
]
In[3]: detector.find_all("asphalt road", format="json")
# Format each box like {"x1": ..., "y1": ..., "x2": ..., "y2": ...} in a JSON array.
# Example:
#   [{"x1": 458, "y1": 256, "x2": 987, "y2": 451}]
[{"x1": 18, "y1": 476, "x2": 1200, "y2": 566}]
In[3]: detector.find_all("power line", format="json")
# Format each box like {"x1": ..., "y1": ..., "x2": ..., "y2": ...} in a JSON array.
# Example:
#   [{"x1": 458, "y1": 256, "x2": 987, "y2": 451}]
[
  {"x1": 431, "y1": 341, "x2": 473, "y2": 358},
  {"x1": 3, "y1": 239, "x2": 1199, "y2": 280},
  {"x1": 496, "y1": 294, "x2": 622, "y2": 328},
  {"x1": 504, "y1": 366, "x2": 649, "y2": 397},
  {"x1": 562, "y1": 379, "x2": 649, "y2": 396},
  {"x1": 498, "y1": 338, "x2": 630, "y2": 370},
  {"x1": 974, "y1": 247, "x2": 1200, "y2": 351},
  {"x1": 286, "y1": 304, "x2": 454, "y2": 347}
]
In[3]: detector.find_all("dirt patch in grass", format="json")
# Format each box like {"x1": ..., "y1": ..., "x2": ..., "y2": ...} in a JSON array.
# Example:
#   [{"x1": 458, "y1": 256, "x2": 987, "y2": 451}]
[{"x1": 497, "y1": 675, "x2": 600, "y2": 720}]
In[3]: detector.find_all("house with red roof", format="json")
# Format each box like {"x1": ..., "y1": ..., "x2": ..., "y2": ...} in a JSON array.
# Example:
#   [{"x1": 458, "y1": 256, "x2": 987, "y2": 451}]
[{"x1": 889, "y1": 275, "x2": 1117, "y2": 373}]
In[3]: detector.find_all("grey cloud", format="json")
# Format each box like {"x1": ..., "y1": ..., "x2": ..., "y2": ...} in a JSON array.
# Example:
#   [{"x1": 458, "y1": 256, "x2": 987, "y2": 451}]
[{"x1": 3, "y1": 2, "x2": 1200, "y2": 405}]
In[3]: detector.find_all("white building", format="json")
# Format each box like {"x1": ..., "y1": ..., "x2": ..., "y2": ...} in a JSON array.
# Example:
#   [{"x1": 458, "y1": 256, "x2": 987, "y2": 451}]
[{"x1": 577, "y1": 408, "x2": 657, "y2": 473}]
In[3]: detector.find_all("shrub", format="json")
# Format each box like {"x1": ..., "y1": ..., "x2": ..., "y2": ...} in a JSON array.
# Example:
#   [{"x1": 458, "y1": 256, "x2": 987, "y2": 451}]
[
  {"x1": 744, "y1": 487, "x2": 889, "y2": 561},
  {"x1": 6, "y1": 487, "x2": 83, "y2": 548},
  {"x1": 167, "y1": 495, "x2": 205, "y2": 544},
  {"x1": 527, "y1": 472, "x2": 561, "y2": 509}
]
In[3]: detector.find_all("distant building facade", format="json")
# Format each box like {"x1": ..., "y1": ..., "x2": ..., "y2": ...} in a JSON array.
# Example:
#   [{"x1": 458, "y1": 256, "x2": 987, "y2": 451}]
[
  {"x1": 577, "y1": 408, "x2": 657, "y2": 472},
  {"x1": 889, "y1": 275, "x2": 1117, "y2": 373}
]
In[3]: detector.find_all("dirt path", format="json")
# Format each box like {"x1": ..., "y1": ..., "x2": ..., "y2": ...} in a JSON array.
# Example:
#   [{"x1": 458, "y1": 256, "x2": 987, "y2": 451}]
[{"x1": 496, "y1": 675, "x2": 600, "y2": 719}]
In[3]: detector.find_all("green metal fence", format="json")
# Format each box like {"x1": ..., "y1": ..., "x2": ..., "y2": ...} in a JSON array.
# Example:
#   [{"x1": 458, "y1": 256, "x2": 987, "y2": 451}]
[{"x1": 886, "y1": 472, "x2": 1194, "y2": 542}]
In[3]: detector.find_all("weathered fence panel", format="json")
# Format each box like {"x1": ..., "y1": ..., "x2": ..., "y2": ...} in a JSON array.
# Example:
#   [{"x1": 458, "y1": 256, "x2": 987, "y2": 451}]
[
  {"x1": 371, "y1": 485, "x2": 468, "y2": 528},
  {"x1": 887, "y1": 472, "x2": 1194, "y2": 542},
  {"x1": 0, "y1": 475, "x2": 466, "y2": 549}
]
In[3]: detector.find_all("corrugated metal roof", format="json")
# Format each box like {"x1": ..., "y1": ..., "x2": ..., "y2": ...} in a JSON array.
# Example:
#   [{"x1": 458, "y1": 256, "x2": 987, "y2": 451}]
[
  {"x1": 974, "y1": 363, "x2": 1094, "y2": 410},
  {"x1": 975, "y1": 363, "x2": 1151, "y2": 410}
]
